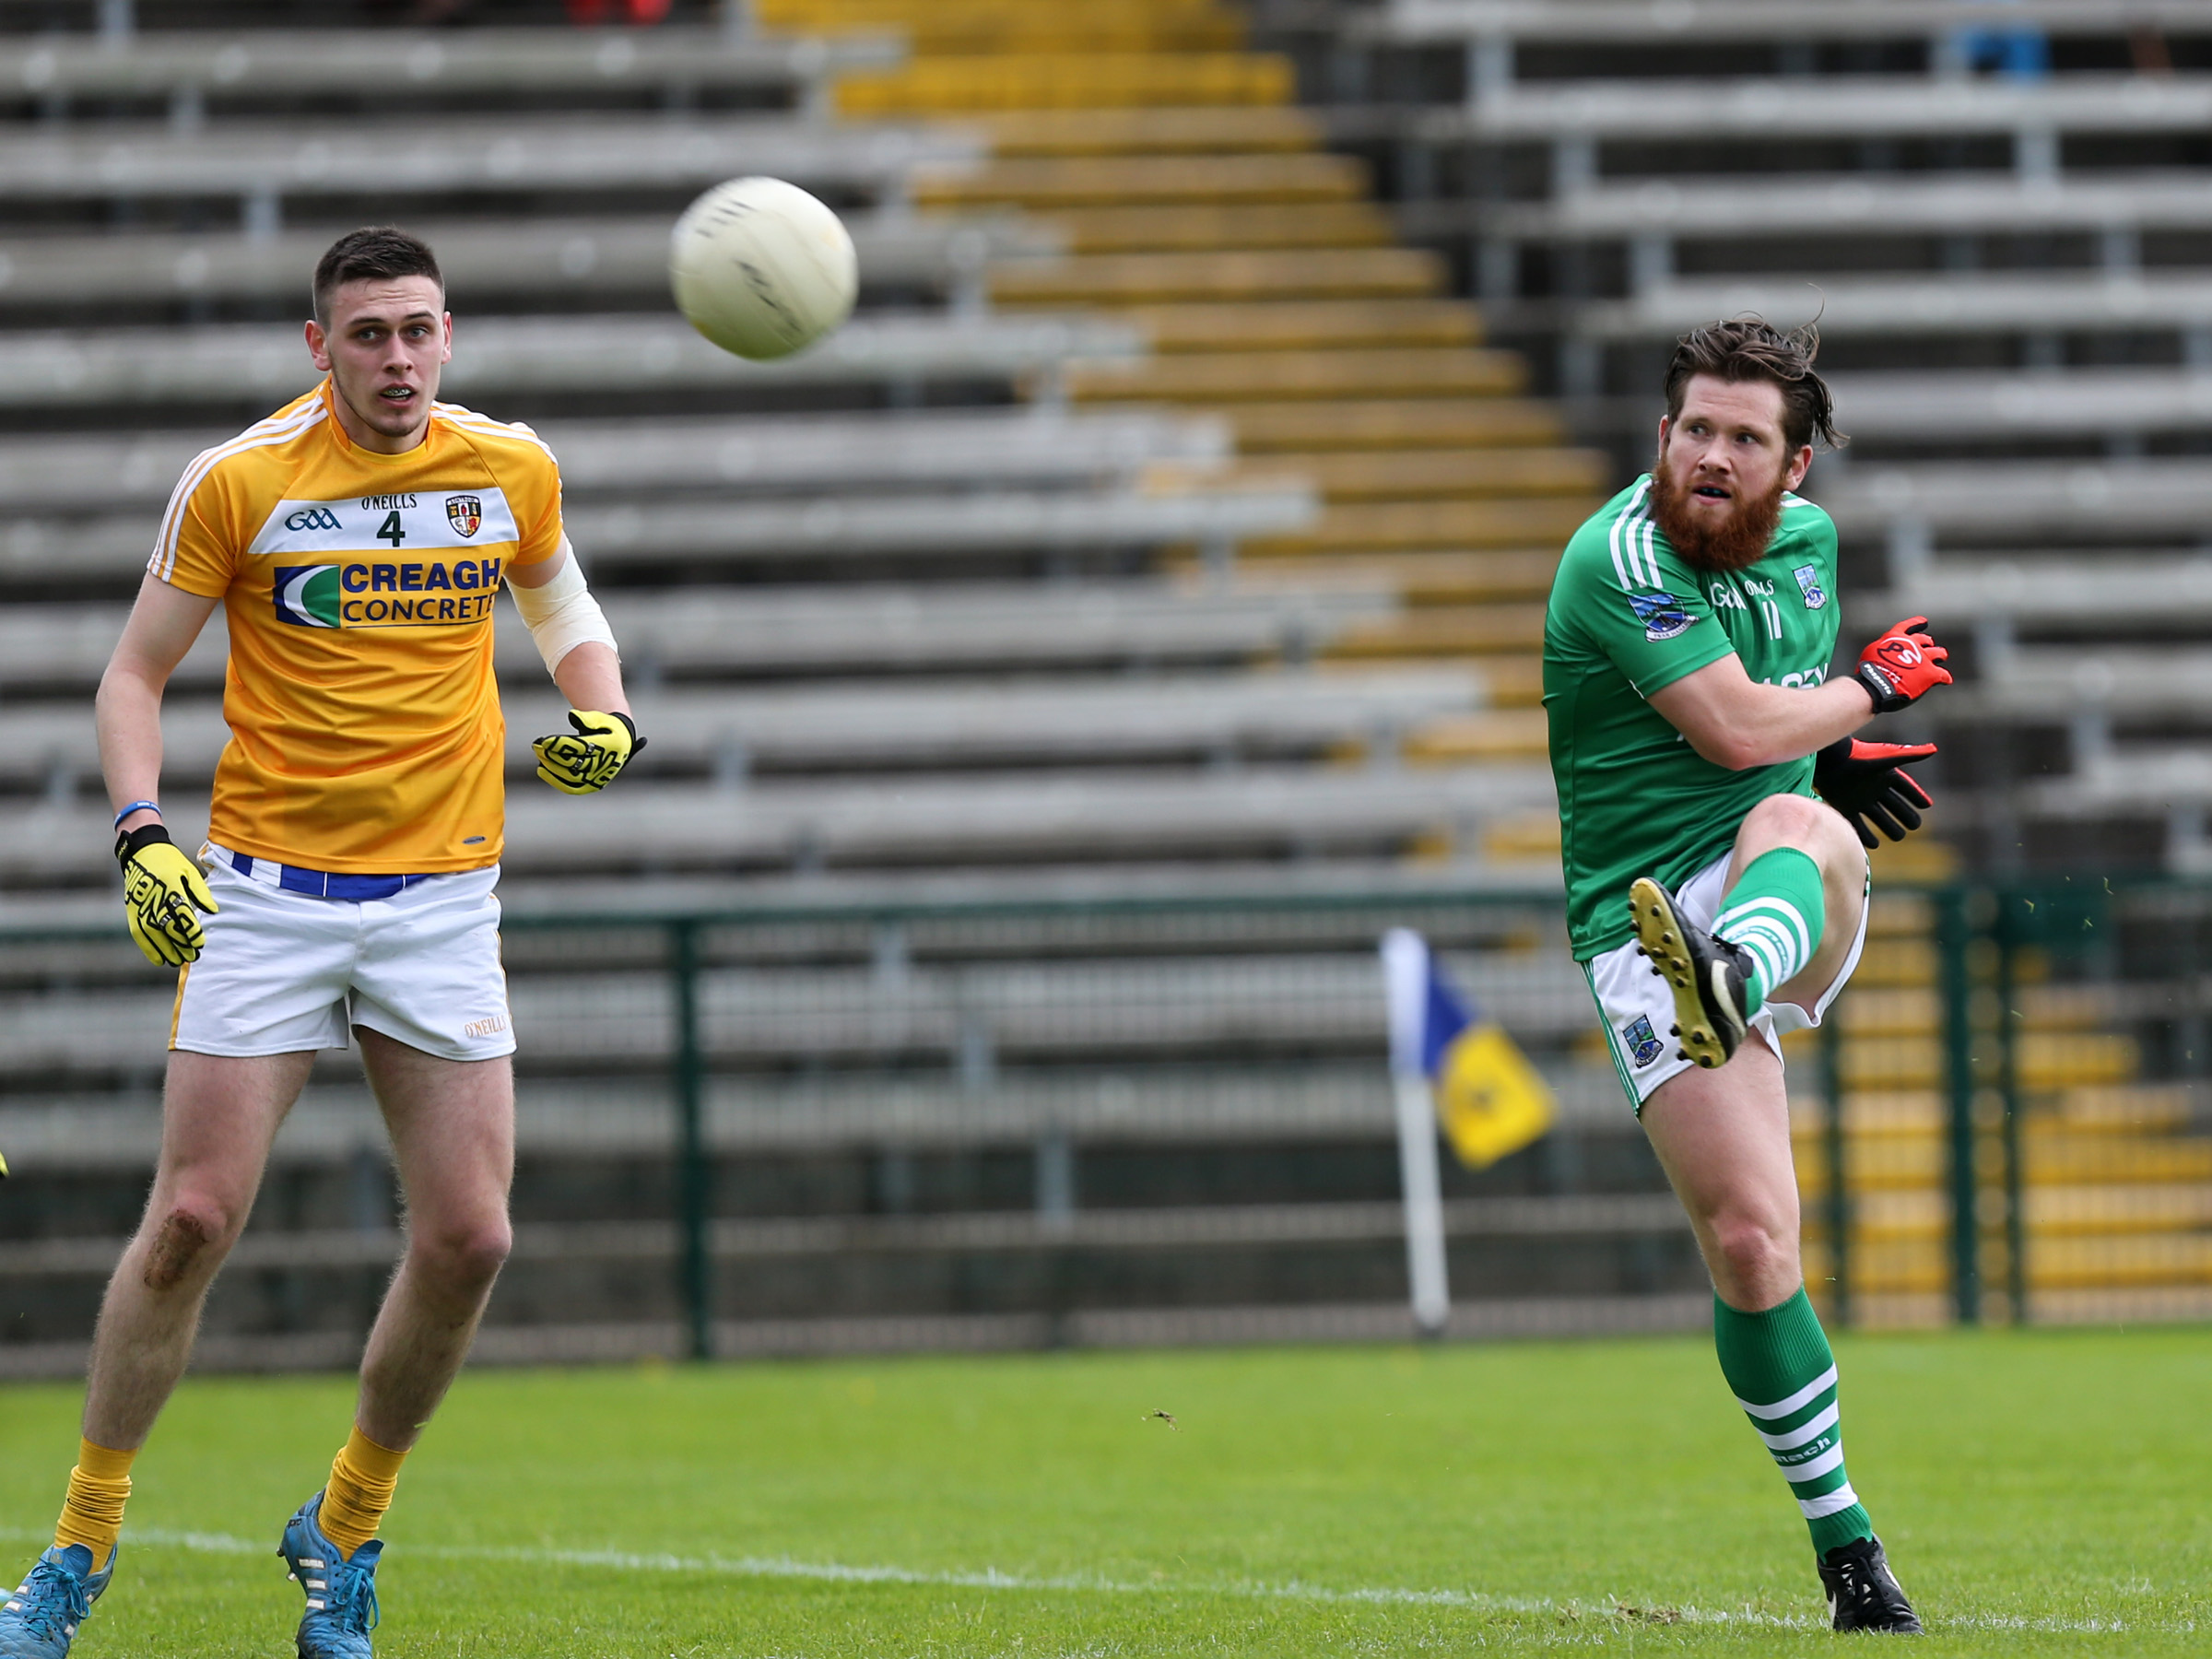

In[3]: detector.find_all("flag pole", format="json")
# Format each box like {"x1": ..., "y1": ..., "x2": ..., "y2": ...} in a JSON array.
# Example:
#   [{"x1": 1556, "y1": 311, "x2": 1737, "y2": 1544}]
[{"x1": 1382, "y1": 929, "x2": 1451, "y2": 1338}]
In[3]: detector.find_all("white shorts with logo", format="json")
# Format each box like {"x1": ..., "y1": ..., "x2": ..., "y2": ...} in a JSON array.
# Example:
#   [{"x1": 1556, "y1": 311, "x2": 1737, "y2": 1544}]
[
  {"x1": 170, "y1": 845, "x2": 515, "y2": 1062},
  {"x1": 1581, "y1": 847, "x2": 1868, "y2": 1113}
]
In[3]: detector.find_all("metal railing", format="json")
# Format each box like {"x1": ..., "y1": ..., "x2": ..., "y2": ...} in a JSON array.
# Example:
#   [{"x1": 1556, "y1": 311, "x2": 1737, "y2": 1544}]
[
  {"x1": 1814, "y1": 876, "x2": 2212, "y2": 1333},
  {"x1": 7, "y1": 876, "x2": 2212, "y2": 1360}
]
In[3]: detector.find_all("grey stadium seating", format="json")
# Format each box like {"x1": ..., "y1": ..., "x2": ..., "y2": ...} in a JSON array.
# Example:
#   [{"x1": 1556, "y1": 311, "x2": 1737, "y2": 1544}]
[
  {"x1": 1418, "y1": 76, "x2": 2212, "y2": 185},
  {"x1": 1821, "y1": 371, "x2": 2212, "y2": 441},
  {"x1": 0, "y1": 312, "x2": 1142, "y2": 408},
  {"x1": 0, "y1": 9, "x2": 1681, "y2": 1364},
  {"x1": 0, "y1": 764, "x2": 1559, "y2": 884},
  {"x1": 0, "y1": 113, "x2": 980, "y2": 213},
  {"x1": 0, "y1": 214, "x2": 1056, "y2": 312},
  {"x1": 1359, "y1": 0, "x2": 2201, "y2": 55},
  {"x1": 6, "y1": 480, "x2": 1313, "y2": 577},
  {"x1": 1465, "y1": 173, "x2": 2212, "y2": 248},
  {"x1": 4, "y1": 667, "x2": 1484, "y2": 782},
  {"x1": 1304, "y1": 0, "x2": 2212, "y2": 889},
  {"x1": 0, "y1": 25, "x2": 900, "y2": 106},
  {"x1": 0, "y1": 408, "x2": 1225, "y2": 507},
  {"x1": 1581, "y1": 276, "x2": 2212, "y2": 345},
  {"x1": 0, "y1": 580, "x2": 1403, "y2": 688},
  {"x1": 1814, "y1": 460, "x2": 2212, "y2": 542},
  {"x1": 1865, "y1": 557, "x2": 2212, "y2": 635}
]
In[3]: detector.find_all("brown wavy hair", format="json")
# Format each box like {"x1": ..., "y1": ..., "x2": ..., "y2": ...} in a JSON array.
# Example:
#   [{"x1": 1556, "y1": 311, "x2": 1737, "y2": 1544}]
[{"x1": 1663, "y1": 317, "x2": 1844, "y2": 453}]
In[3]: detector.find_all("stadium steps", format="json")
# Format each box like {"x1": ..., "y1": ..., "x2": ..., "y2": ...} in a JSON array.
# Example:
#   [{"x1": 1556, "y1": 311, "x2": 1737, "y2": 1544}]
[
  {"x1": 1065, "y1": 347, "x2": 1528, "y2": 404},
  {"x1": 976, "y1": 103, "x2": 1325, "y2": 155},
  {"x1": 1053, "y1": 201, "x2": 1396, "y2": 253},
  {"x1": 915, "y1": 152, "x2": 1365, "y2": 208},
  {"x1": 991, "y1": 250, "x2": 1447, "y2": 304},
  {"x1": 761, "y1": 0, "x2": 1602, "y2": 860},
  {"x1": 838, "y1": 53, "x2": 1294, "y2": 115},
  {"x1": 1119, "y1": 299, "x2": 1481, "y2": 352},
  {"x1": 1259, "y1": 448, "x2": 1608, "y2": 500},
  {"x1": 1223, "y1": 398, "x2": 1569, "y2": 449},
  {"x1": 786, "y1": 0, "x2": 1245, "y2": 53}
]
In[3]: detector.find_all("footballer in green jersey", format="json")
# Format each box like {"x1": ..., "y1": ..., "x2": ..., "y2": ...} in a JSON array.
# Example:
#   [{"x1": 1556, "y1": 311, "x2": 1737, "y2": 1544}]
[
  {"x1": 1547, "y1": 476, "x2": 1842, "y2": 964},
  {"x1": 1543, "y1": 320, "x2": 1951, "y2": 1632}
]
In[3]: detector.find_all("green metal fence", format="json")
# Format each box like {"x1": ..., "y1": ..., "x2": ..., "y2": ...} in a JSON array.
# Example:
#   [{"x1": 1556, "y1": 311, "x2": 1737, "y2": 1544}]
[
  {"x1": 6, "y1": 877, "x2": 2212, "y2": 1360},
  {"x1": 1816, "y1": 877, "x2": 2212, "y2": 1333}
]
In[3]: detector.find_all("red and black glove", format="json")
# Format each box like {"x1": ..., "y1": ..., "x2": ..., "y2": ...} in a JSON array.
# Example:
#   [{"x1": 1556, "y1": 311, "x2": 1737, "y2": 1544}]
[
  {"x1": 1854, "y1": 616, "x2": 1951, "y2": 713},
  {"x1": 1815, "y1": 738, "x2": 1936, "y2": 849}
]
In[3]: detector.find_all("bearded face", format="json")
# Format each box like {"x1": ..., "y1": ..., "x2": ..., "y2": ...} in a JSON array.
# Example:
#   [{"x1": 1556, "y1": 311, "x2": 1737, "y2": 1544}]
[
  {"x1": 1649, "y1": 376, "x2": 1809, "y2": 573},
  {"x1": 1648, "y1": 456, "x2": 1787, "y2": 573}
]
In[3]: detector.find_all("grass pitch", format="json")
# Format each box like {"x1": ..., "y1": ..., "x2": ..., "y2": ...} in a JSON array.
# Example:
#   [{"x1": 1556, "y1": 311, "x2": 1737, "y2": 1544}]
[{"x1": 0, "y1": 1326, "x2": 2206, "y2": 1654}]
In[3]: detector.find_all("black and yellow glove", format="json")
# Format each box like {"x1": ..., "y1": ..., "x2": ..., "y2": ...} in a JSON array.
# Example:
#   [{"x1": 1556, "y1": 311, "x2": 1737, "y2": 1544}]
[
  {"x1": 533, "y1": 709, "x2": 644, "y2": 794},
  {"x1": 115, "y1": 823, "x2": 218, "y2": 967}
]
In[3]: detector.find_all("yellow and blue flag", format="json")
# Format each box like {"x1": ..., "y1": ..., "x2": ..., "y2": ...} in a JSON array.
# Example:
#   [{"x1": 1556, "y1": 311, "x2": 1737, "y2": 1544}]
[{"x1": 1383, "y1": 928, "x2": 1555, "y2": 1170}]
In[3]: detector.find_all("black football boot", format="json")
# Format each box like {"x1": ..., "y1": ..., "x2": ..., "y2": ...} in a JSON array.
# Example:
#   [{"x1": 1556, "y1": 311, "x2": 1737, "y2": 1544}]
[
  {"x1": 1818, "y1": 1535, "x2": 1924, "y2": 1634},
  {"x1": 1627, "y1": 876, "x2": 1756, "y2": 1069}
]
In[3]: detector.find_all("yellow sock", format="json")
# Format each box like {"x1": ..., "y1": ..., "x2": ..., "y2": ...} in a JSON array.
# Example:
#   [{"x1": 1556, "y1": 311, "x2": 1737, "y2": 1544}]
[
  {"x1": 53, "y1": 1439, "x2": 135, "y2": 1560},
  {"x1": 317, "y1": 1427, "x2": 408, "y2": 1560}
]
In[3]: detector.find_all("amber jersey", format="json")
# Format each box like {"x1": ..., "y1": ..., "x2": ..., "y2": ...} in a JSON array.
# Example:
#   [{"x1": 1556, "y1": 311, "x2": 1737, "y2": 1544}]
[{"x1": 150, "y1": 380, "x2": 564, "y2": 873}]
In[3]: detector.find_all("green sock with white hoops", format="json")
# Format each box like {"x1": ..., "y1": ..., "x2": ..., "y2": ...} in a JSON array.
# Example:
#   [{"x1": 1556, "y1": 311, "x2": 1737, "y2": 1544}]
[
  {"x1": 1713, "y1": 847, "x2": 1826, "y2": 1014},
  {"x1": 1713, "y1": 1288, "x2": 1875, "y2": 1558}
]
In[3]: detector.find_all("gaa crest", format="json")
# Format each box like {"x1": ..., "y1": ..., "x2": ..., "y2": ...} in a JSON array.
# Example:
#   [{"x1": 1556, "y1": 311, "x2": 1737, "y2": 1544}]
[
  {"x1": 1622, "y1": 1014, "x2": 1665, "y2": 1068},
  {"x1": 1628, "y1": 591, "x2": 1693, "y2": 642},
  {"x1": 445, "y1": 494, "x2": 482, "y2": 538}
]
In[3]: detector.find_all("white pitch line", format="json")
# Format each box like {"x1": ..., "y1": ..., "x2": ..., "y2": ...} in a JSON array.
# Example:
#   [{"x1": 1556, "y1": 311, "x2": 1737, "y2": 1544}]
[{"x1": 1, "y1": 1526, "x2": 2194, "y2": 1635}]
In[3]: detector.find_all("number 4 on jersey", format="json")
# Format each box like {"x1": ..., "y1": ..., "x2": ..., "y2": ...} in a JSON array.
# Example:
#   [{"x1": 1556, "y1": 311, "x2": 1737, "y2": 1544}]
[{"x1": 377, "y1": 510, "x2": 406, "y2": 547}]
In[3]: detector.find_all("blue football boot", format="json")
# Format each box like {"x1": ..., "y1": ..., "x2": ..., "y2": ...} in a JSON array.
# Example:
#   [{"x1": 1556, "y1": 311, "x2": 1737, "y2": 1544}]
[
  {"x1": 0, "y1": 1543, "x2": 116, "y2": 1658},
  {"x1": 278, "y1": 1495, "x2": 381, "y2": 1659}
]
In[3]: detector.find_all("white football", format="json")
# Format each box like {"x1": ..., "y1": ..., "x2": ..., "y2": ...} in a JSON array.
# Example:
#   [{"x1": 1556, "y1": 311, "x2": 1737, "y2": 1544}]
[{"x1": 669, "y1": 176, "x2": 858, "y2": 361}]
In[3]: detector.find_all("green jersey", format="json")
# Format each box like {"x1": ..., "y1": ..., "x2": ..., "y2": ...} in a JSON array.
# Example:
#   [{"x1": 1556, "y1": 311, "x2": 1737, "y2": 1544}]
[{"x1": 1544, "y1": 475, "x2": 1841, "y2": 961}]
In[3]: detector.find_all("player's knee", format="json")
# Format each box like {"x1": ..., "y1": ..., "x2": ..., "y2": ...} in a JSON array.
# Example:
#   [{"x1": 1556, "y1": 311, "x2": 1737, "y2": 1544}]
[
  {"x1": 138, "y1": 1194, "x2": 242, "y2": 1291},
  {"x1": 412, "y1": 1215, "x2": 512, "y2": 1291},
  {"x1": 1709, "y1": 1208, "x2": 1796, "y2": 1290},
  {"x1": 1745, "y1": 793, "x2": 1858, "y2": 865}
]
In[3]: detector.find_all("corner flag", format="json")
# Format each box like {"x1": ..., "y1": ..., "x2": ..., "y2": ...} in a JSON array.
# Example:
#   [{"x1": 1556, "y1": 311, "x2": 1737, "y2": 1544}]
[{"x1": 1383, "y1": 929, "x2": 1556, "y2": 1170}]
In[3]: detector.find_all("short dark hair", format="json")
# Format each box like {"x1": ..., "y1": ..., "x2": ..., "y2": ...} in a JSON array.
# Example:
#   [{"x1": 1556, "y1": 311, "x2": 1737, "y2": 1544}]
[
  {"x1": 312, "y1": 227, "x2": 443, "y2": 324},
  {"x1": 1663, "y1": 316, "x2": 1844, "y2": 453}
]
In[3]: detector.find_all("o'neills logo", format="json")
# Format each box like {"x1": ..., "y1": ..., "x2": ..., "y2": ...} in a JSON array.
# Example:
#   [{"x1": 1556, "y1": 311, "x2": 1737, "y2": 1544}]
[{"x1": 446, "y1": 494, "x2": 482, "y2": 537}]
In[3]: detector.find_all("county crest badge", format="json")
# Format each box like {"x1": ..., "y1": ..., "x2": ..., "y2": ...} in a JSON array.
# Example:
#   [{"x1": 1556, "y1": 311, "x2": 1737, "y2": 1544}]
[
  {"x1": 445, "y1": 494, "x2": 483, "y2": 538},
  {"x1": 1628, "y1": 591, "x2": 1693, "y2": 642},
  {"x1": 1793, "y1": 563, "x2": 1827, "y2": 609},
  {"x1": 1621, "y1": 1013, "x2": 1665, "y2": 1069}
]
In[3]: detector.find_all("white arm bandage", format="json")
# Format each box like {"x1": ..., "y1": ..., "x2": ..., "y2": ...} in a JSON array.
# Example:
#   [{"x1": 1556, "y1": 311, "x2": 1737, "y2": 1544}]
[{"x1": 507, "y1": 544, "x2": 618, "y2": 674}]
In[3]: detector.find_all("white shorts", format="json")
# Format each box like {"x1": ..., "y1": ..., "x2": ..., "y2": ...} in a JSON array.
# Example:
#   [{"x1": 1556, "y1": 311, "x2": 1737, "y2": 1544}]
[
  {"x1": 170, "y1": 846, "x2": 515, "y2": 1063},
  {"x1": 1581, "y1": 848, "x2": 1868, "y2": 1113}
]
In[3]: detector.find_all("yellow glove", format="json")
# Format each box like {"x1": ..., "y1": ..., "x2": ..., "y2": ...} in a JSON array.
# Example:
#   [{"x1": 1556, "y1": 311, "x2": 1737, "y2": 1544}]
[
  {"x1": 115, "y1": 825, "x2": 218, "y2": 967},
  {"x1": 533, "y1": 709, "x2": 643, "y2": 794}
]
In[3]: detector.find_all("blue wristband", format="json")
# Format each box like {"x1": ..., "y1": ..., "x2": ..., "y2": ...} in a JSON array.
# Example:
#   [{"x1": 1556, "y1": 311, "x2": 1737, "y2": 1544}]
[{"x1": 112, "y1": 801, "x2": 162, "y2": 830}]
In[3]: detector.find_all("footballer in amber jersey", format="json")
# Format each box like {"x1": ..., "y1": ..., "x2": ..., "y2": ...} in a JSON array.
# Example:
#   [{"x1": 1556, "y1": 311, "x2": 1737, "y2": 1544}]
[{"x1": 150, "y1": 378, "x2": 563, "y2": 874}]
